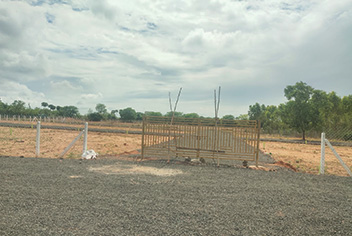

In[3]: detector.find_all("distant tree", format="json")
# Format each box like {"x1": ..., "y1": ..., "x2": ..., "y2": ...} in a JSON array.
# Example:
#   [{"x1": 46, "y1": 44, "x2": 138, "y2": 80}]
[
  {"x1": 235, "y1": 114, "x2": 249, "y2": 120},
  {"x1": 165, "y1": 111, "x2": 183, "y2": 117},
  {"x1": 41, "y1": 102, "x2": 48, "y2": 108},
  {"x1": 48, "y1": 104, "x2": 56, "y2": 111},
  {"x1": 136, "y1": 112, "x2": 144, "y2": 121},
  {"x1": 87, "y1": 112, "x2": 103, "y2": 121},
  {"x1": 107, "y1": 109, "x2": 119, "y2": 120},
  {"x1": 183, "y1": 113, "x2": 200, "y2": 119},
  {"x1": 111, "y1": 109, "x2": 119, "y2": 115},
  {"x1": 145, "y1": 111, "x2": 163, "y2": 117},
  {"x1": 119, "y1": 107, "x2": 137, "y2": 121},
  {"x1": 58, "y1": 106, "x2": 80, "y2": 118},
  {"x1": 9, "y1": 100, "x2": 26, "y2": 115},
  {"x1": 0, "y1": 99, "x2": 9, "y2": 114},
  {"x1": 222, "y1": 114, "x2": 235, "y2": 120},
  {"x1": 95, "y1": 103, "x2": 107, "y2": 114},
  {"x1": 248, "y1": 103, "x2": 266, "y2": 121}
]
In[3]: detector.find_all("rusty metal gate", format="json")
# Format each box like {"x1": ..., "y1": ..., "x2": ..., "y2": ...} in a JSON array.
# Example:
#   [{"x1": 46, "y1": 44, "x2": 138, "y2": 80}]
[{"x1": 142, "y1": 116, "x2": 261, "y2": 166}]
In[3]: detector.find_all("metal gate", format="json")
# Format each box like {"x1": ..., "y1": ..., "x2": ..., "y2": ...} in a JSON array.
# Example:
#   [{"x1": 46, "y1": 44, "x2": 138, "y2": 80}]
[{"x1": 142, "y1": 116, "x2": 260, "y2": 166}]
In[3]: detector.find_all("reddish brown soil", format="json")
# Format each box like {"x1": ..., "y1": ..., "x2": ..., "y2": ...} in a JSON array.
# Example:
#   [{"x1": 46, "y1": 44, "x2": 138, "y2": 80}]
[{"x1": 1, "y1": 123, "x2": 351, "y2": 176}]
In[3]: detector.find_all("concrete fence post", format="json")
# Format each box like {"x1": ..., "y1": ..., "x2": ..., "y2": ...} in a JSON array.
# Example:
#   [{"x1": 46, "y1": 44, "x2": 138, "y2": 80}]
[
  {"x1": 83, "y1": 122, "x2": 88, "y2": 155},
  {"x1": 320, "y1": 132, "x2": 325, "y2": 175}
]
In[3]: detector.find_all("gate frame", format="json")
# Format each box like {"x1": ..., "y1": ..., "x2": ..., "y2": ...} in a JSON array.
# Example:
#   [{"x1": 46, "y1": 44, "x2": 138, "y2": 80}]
[{"x1": 141, "y1": 116, "x2": 260, "y2": 166}]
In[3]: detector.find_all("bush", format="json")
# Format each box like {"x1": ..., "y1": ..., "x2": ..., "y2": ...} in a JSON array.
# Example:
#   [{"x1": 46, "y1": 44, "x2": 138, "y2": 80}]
[
  {"x1": 87, "y1": 112, "x2": 103, "y2": 121},
  {"x1": 343, "y1": 133, "x2": 352, "y2": 141}
]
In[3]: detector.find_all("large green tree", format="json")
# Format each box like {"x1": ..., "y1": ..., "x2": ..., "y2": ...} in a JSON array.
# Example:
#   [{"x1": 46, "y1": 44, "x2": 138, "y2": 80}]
[
  {"x1": 222, "y1": 114, "x2": 235, "y2": 120},
  {"x1": 281, "y1": 81, "x2": 316, "y2": 140},
  {"x1": 95, "y1": 103, "x2": 107, "y2": 114},
  {"x1": 119, "y1": 107, "x2": 137, "y2": 121},
  {"x1": 9, "y1": 100, "x2": 27, "y2": 115},
  {"x1": 58, "y1": 106, "x2": 80, "y2": 118}
]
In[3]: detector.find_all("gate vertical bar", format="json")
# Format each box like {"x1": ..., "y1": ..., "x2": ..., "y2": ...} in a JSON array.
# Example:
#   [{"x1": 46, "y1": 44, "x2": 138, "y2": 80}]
[
  {"x1": 256, "y1": 120, "x2": 260, "y2": 167},
  {"x1": 141, "y1": 116, "x2": 146, "y2": 160},
  {"x1": 36, "y1": 121, "x2": 41, "y2": 157}
]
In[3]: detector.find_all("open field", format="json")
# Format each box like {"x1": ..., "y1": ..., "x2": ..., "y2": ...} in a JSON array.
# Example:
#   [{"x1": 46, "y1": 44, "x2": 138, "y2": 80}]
[{"x1": 0, "y1": 122, "x2": 351, "y2": 176}]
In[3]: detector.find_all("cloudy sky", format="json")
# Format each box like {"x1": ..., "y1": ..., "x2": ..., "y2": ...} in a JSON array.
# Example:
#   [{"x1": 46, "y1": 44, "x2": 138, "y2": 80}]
[{"x1": 1, "y1": 0, "x2": 351, "y2": 117}]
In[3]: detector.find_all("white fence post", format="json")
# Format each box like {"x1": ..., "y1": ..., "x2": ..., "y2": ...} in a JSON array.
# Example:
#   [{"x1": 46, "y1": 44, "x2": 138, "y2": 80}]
[
  {"x1": 36, "y1": 121, "x2": 41, "y2": 157},
  {"x1": 83, "y1": 122, "x2": 88, "y2": 155},
  {"x1": 320, "y1": 132, "x2": 325, "y2": 175}
]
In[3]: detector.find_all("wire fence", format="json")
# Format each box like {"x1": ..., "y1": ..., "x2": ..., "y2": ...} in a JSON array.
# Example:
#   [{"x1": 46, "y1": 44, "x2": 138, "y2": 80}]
[
  {"x1": 0, "y1": 122, "x2": 141, "y2": 159},
  {"x1": 1, "y1": 116, "x2": 351, "y2": 176}
]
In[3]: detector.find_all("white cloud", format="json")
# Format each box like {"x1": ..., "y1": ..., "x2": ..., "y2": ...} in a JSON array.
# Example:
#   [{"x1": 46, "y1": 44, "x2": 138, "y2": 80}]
[
  {"x1": 0, "y1": 80, "x2": 45, "y2": 107},
  {"x1": 81, "y1": 93, "x2": 103, "y2": 100},
  {"x1": 0, "y1": 0, "x2": 351, "y2": 117}
]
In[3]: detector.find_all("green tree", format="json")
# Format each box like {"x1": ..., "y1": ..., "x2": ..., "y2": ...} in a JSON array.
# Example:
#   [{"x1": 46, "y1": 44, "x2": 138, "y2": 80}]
[
  {"x1": 119, "y1": 107, "x2": 137, "y2": 121},
  {"x1": 9, "y1": 100, "x2": 26, "y2": 115},
  {"x1": 222, "y1": 114, "x2": 235, "y2": 120},
  {"x1": 48, "y1": 104, "x2": 56, "y2": 111},
  {"x1": 235, "y1": 114, "x2": 249, "y2": 120},
  {"x1": 87, "y1": 112, "x2": 103, "y2": 121},
  {"x1": 248, "y1": 103, "x2": 266, "y2": 121},
  {"x1": 41, "y1": 102, "x2": 48, "y2": 108},
  {"x1": 95, "y1": 103, "x2": 107, "y2": 114},
  {"x1": 136, "y1": 112, "x2": 144, "y2": 121},
  {"x1": 0, "y1": 99, "x2": 9, "y2": 114},
  {"x1": 183, "y1": 113, "x2": 200, "y2": 119},
  {"x1": 145, "y1": 111, "x2": 163, "y2": 117},
  {"x1": 281, "y1": 81, "x2": 316, "y2": 140},
  {"x1": 58, "y1": 106, "x2": 80, "y2": 118},
  {"x1": 107, "y1": 109, "x2": 119, "y2": 120},
  {"x1": 165, "y1": 111, "x2": 183, "y2": 117}
]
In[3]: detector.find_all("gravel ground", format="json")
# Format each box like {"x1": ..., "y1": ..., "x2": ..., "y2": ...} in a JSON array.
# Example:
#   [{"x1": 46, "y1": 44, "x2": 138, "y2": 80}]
[{"x1": 1, "y1": 156, "x2": 351, "y2": 236}]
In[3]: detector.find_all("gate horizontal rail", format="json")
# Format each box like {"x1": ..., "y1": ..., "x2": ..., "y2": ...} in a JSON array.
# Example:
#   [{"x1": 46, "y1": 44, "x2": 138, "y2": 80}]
[{"x1": 142, "y1": 116, "x2": 260, "y2": 165}]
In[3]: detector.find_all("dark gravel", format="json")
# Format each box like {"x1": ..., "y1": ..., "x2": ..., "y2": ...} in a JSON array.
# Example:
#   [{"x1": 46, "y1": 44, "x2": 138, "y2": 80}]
[{"x1": 1, "y1": 156, "x2": 351, "y2": 236}]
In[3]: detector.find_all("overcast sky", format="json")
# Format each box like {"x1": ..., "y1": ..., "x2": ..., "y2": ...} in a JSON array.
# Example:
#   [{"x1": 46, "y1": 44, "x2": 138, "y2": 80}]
[{"x1": 1, "y1": 0, "x2": 351, "y2": 117}]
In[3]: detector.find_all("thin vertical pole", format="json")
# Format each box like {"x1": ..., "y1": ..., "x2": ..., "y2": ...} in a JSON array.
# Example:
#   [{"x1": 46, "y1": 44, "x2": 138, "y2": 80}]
[
  {"x1": 36, "y1": 121, "x2": 40, "y2": 157},
  {"x1": 83, "y1": 122, "x2": 88, "y2": 155},
  {"x1": 141, "y1": 116, "x2": 145, "y2": 160},
  {"x1": 256, "y1": 120, "x2": 260, "y2": 167},
  {"x1": 320, "y1": 132, "x2": 325, "y2": 175}
]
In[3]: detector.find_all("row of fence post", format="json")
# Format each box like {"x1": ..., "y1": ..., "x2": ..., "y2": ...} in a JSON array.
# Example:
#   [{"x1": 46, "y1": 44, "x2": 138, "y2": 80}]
[
  {"x1": 0, "y1": 114, "x2": 68, "y2": 123},
  {"x1": 35, "y1": 121, "x2": 88, "y2": 158}
]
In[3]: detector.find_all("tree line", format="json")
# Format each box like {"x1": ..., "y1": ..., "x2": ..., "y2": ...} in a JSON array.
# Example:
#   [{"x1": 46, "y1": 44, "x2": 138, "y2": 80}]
[
  {"x1": 248, "y1": 82, "x2": 352, "y2": 140},
  {"x1": 1, "y1": 81, "x2": 351, "y2": 140}
]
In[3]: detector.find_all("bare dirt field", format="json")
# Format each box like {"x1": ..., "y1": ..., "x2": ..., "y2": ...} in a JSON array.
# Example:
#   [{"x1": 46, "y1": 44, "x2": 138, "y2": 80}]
[
  {"x1": 261, "y1": 141, "x2": 352, "y2": 176},
  {"x1": 1, "y1": 122, "x2": 351, "y2": 176},
  {"x1": 0, "y1": 126, "x2": 141, "y2": 159}
]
